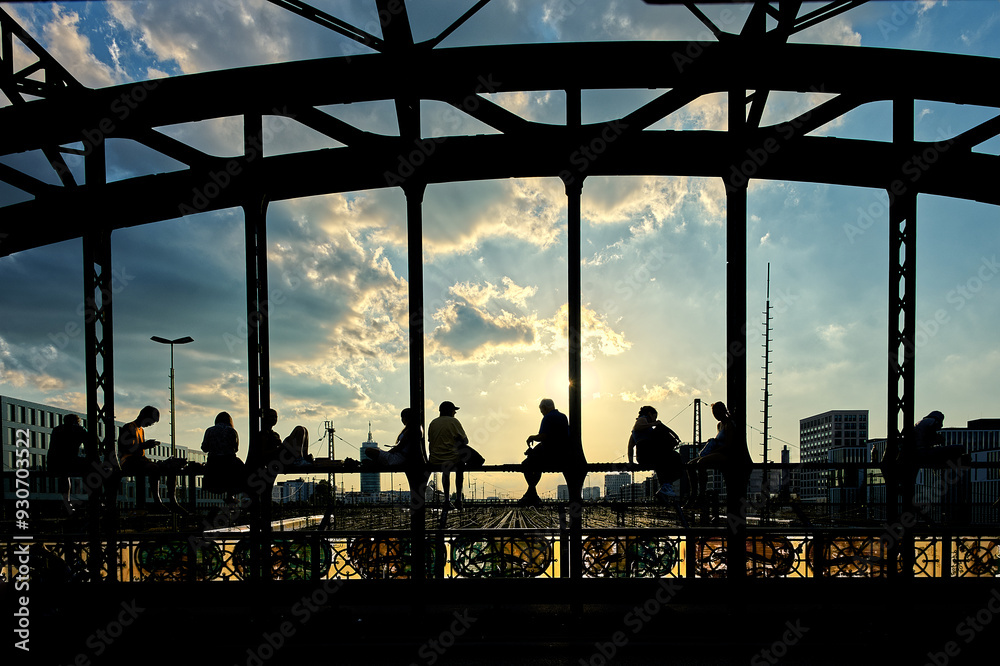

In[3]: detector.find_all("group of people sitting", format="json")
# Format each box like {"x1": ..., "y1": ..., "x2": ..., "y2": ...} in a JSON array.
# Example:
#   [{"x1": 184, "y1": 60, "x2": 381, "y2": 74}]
[
  {"x1": 627, "y1": 400, "x2": 752, "y2": 506},
  {"x1": 50, "y1": 397, "x2": 755, "y2": 514}
]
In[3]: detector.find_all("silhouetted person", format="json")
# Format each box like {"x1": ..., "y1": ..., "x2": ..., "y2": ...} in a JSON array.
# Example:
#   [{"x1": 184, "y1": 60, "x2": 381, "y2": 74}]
[
  {"x1": 627, "y1": 405, "x2": 683, "y2": 503},
  {"x1": 428, "y1": 401, "x2": 467, "y2": 510},
  {"x1": 518, "y1": 398, "x2": 570, "y2": 507},
  {"x1": 247, "y1": 408, "x2": 281, "y2": 500},
  {"x1": 283, "y1": 425, "x2": 311, "y2": 465},
  {"x1": 47, "y1": 414, "x2": 96, "y2": 512},
  {"x1": 900, "y1": 411, "x2": 968, "y2": 516},
  {"x1": 365, "y1": 408, "x2": 429, "y2": 507},
  {"x1": 688, "y1": 402, "x2": 751, "y2": 510},
  {"x1": 118, "y1": 405, "x2": 169, "y2": 512},
  {"x1": 201, "y1": 411, "x2": 247, "y2": 504}
]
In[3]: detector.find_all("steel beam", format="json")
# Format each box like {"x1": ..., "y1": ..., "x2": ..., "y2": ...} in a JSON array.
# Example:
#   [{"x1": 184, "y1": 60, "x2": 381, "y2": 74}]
[{"x1": 82, "y1": 133, "x2": 116, "y2": 582}]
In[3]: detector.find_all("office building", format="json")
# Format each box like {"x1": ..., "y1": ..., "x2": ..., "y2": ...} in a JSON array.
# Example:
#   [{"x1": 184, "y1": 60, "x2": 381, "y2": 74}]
[
  {"x1": 799, "y1": 409, "x2": 868, "y2": 503},
  {"x1": 2, "y1": 394, "x2": 214, "y2": 508},
  {"x1": 604, "y1": 472, "x2": 630, "y2": 501},
  {"x1": 360, "y1": 423, "x2": 381, "y2": 496}
]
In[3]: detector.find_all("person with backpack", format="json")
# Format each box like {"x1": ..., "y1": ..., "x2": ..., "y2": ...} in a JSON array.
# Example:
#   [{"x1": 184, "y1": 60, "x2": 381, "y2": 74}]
[{"x1": 628, "y1": 405, "x2": 683, "y2": 503}]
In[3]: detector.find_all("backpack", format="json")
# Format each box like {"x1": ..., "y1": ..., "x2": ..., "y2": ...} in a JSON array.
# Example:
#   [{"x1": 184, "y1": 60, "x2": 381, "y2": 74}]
[{"x1": 649, "y1": 422, "x2": 681, "y2": 450}]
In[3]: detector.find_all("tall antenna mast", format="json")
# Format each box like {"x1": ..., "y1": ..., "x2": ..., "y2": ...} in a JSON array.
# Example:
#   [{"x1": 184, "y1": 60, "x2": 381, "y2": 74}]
[
  {"x1": 761, "y1": 263, "x2": 773, "y2": 466},
  {"x1": 693, "y1": 398, "x2": 702, "y2": 447}
]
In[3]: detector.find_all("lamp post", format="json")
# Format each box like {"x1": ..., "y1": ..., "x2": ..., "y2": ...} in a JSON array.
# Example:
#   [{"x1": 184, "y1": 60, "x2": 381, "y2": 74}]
[{"x1": 150, "y1": 336, "x2": 193, "y2": 459}]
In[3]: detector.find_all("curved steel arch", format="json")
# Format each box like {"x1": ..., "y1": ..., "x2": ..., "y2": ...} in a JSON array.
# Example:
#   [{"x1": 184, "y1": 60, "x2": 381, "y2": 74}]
[{"x1": 2, "y1": 42, "x2": 999, "y2": 254}]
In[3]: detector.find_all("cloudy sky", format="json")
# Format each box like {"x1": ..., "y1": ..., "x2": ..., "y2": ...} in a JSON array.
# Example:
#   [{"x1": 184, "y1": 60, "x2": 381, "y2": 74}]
[{"x1": 1, "y1": 0, "x2": 999, "y2": 498}]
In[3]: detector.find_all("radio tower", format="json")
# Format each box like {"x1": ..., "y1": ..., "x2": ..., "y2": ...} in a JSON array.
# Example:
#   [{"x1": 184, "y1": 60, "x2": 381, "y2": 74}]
[
  {"x1": 325, "y1": 420, "x2": 336, "y2": 497},
  {"x1": 761, "y1": 264, "x2": 774, "y2": 506}
]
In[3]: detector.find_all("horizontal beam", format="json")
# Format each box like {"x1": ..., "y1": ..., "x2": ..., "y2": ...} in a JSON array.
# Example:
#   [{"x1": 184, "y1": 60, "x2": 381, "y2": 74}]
[
  {"x1": 1, "y1": 41, "x2": 998, "y2": 157},
  {"x1": 2, "y1": 129, "x2": 997, "y2": 255}
]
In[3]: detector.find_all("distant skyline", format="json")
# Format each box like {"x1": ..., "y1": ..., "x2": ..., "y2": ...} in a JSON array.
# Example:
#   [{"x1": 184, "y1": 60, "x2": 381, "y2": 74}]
[{"x1": 2, "y1": 1, "x2": 999, "y2": 498}]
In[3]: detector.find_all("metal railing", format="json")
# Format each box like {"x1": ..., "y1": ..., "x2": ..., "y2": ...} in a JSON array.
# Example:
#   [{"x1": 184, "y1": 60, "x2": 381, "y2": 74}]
[{"x1": 2, "y1": 461, "x2": 998, "y2": 583}]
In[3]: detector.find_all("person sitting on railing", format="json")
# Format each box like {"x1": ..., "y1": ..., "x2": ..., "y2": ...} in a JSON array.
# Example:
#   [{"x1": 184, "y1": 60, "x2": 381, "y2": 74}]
[
  {"x1": 627, "y1": 405, "x2": 682, "y2": 504},
  {"x1": 246, "y1": 408, "x2": 282, "y2": 502},
  {"x1": 897, "y1": 411, "x2": 970, "y2": 517},
  {"x1": 517, "y1": 398, "x2": 570, "y2": 507},
  {"x1": 905, "y1": 411, "x2": 967, "y2": 466},
  {"x1": 47, "y1": 413, "x2": 98, "y2": 513},
  {"x1": 364, "y1": 407, "x2": 429, "y2": 508},
  {"x1": 428, "y1": 401, "x2": 468, "y2": 510},
  {"x1": 201, "y1": 411, "x2": 247, "y2": 504},
  {"x1": 282, "y1": 425, "x2": 312, "y2": 466},
  {"x1": 686, "y1": 401, "x2": 752, "y2": 508},
  {"x1": 117, "y1": 405, "x2": 171, "y2": 513}
]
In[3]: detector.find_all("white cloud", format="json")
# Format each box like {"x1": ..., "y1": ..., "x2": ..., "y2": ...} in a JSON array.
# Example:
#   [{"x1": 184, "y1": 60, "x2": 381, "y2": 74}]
[
  {"x1": 39, "y1": 7, "x2": 123, "y2": 88},
  {"x1": 619, "y1": 377, "x2": 693, "y2": 404}
]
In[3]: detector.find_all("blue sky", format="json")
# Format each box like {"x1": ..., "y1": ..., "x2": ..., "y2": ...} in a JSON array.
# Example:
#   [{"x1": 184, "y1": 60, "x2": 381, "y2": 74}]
[{"x1": 1, "y1": 1, "x2": 999, "y2": 498}]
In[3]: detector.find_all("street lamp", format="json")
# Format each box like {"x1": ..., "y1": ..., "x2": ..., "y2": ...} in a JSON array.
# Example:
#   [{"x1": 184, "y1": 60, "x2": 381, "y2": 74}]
[{"x1": 151, "y1": 335, "x2": 194, "y2": 459}]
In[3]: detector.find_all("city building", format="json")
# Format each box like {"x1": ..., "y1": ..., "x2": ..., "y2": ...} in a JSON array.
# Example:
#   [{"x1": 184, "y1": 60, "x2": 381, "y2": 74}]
[
  {"x1": 273, "y1": 477, "x2": 319, "y2": 504},
  {"x1": 559, "y1": 484, "x2": 601, "y2": 501},
  {"x1": 604, "y1": 472, "x2": 630, "y2": 501},
  {"x1": 868, "y1": 418, "x2": 999, "y2": 522},
  {"x1": 360, "y1": 422, "x2": 380, "y2": 496},
  {"x1": 2, "y1": 394, "x2": 216, "y2": 508},
  {"x1": 799, "y1": 409, "x2": 868, "y2": 503}
]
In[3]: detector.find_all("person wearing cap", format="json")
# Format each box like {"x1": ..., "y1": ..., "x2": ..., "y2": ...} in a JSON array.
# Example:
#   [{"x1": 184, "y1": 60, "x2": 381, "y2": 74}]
[{"x1": 428, "y1": 400, "x2": 469, "y2": 510}]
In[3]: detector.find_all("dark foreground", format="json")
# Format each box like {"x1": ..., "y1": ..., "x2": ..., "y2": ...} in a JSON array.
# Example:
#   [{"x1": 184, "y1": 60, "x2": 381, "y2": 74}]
[{"x1": 13, "y1": 577, "x2": 1000, "y2": 666}]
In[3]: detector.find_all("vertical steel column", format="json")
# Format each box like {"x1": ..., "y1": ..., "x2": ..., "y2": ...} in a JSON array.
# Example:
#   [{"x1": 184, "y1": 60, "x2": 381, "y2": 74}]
[
  {"x1": 888, "y1": 97, "x2": 917, "y2": 578},
  {"x1": 82, "y1": 132, "x2": 116, "y2": 582},
  {"x1": 566, "y1": 87, "x2": 584, "y2": 580},
  {"x1": 405, "y1": 181, "x2": 427, "y2": 580},
  {"x1": 244, "y1": 111, "x2": 271, "y2": 581},
  {"x1": 725, "y1": 87, "x2": 748, "y2": 580}
]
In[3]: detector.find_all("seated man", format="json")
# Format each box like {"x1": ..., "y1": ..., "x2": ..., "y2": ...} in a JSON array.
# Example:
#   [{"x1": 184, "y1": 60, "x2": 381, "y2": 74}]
[
  {"x1": 518, "y1": 398, "x2": 570, "y2": 507},
  {"x1": 118, "y1": 405, "x2": 169, "y2": 512}
]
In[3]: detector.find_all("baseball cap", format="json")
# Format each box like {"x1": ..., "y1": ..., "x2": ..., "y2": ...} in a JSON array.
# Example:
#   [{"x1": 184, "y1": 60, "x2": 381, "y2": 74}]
[{"x1": 439, "y1": 401, "x2": 459, "y2": 412}]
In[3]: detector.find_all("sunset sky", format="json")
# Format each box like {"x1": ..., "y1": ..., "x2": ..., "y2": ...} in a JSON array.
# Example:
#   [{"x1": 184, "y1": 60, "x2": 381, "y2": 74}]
[{"x1": 1, "y1": 0, "x2": 999, "y2": 499}]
